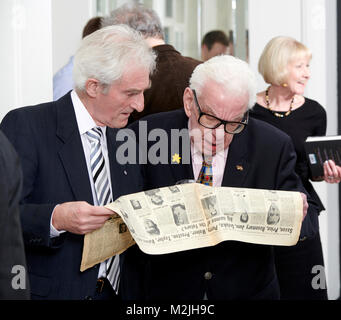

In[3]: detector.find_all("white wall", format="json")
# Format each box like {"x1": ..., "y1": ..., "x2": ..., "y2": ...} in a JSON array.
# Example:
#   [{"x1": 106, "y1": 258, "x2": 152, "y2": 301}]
[
  {"x1": 308, "y1": 0, "x2": 340, "y2": 301},
  {"x1": 249, "y1": 0, "x2": 302, "y2": 92},
  {"x1": 0, "y1": 0, "x2": 53, "y2": 121},
  {"x1": 0, "y1": 0, "x2": 96, "y2": 121},
  {"x1": 52, "y1": 0, "x2": 95, "y2": 75},
  {"x1": 235, "y1": 0, "x2": 247, "y2": 61},
  {"x1": 249, "y1": 0, "x2": 340, "y2": 299}
]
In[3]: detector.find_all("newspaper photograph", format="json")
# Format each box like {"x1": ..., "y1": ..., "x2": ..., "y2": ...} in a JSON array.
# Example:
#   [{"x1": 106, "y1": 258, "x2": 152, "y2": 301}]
[{"x1": 80, "y1": 183, "x2": 303, "y2": 271}]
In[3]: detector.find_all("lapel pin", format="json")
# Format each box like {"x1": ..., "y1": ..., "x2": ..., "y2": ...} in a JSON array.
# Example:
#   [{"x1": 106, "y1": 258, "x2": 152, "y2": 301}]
[
  {"x1": 236, "y1": 165, "x2": 243, "y2": 171},
  {"x1": 172, "y1": 153, "x2": 181, "y2": 164},
  {"x1": 123, "y1": 170, "x2": 128, "y2": 175}
]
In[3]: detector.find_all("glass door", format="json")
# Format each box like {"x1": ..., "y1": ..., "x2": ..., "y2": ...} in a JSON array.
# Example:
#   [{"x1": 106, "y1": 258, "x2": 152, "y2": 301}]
[{"x1": 96, "y1": 0, "x2": 248, "y2": 61}]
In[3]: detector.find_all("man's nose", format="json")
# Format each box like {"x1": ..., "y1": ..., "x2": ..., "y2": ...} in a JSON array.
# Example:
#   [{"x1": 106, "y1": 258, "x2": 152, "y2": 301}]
[
  {"x1": 212, "y1": 127, "x2": 226, "y2": 140},
  {"x1": 131, "y1": 93, "x2": 144, "y2": 113}
]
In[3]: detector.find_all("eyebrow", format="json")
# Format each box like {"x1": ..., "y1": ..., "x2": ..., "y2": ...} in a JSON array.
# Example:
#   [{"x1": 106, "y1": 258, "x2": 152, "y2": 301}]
[
  {"x1": 202, "y1": 105, "x2": 245, "y2": 121},
  {"x1": 123, "y1": 81, "x2": 152, "y2": 94},
  {"x1": 194, "y1": 90, "x2": 246, "y2": 121}
]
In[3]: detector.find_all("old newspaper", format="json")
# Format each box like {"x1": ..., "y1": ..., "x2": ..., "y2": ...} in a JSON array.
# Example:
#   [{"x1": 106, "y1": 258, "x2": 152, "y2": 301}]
[{"x1": 80, "y1": 183, "x2": 303, "y2": 271}]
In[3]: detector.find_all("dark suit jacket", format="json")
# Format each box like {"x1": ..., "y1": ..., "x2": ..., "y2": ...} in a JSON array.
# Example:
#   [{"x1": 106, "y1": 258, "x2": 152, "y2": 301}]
[
  {"x1": 130, "y1": 44, "x2": 201, "y2": 122},
  {"x1": 121, "y1": 109, "x2": 319, "y2": 300},
  {"x1": 0, "y1": 93, "x2": 143, "y2": 300},
  {"x1": 0, "y1": 131, "x2": 30, "y2": 299}
]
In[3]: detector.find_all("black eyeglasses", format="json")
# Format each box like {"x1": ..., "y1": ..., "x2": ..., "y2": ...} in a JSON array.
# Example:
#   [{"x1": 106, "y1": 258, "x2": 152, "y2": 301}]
[{"x1": 192, "y1": 89, "x2": 249, "y2": 134}]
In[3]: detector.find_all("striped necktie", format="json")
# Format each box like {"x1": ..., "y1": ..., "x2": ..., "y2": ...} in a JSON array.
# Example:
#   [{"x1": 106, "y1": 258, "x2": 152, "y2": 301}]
[
  {"x1": 86, "y1": 127, "x2": 120, "y2": 293},
  {"x1": 197, "y1": 157, "x2": 213, "y2": 186}
]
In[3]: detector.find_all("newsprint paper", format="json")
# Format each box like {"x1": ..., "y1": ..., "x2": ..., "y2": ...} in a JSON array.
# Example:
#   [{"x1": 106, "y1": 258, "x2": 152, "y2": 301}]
[{"x1": 80, "y1": 183, "x2": 303, "y2": 271}]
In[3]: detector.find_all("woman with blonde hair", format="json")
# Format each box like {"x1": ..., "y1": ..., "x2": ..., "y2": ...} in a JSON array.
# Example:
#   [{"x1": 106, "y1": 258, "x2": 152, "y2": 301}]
[{"x1": 250, "y1": 36, "x2": 341, "y2": 299}]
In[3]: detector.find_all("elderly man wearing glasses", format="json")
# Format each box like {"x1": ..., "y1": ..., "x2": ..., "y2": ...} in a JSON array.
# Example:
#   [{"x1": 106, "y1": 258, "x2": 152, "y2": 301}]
[{"x1": 122, "y1": 55, "x2": 319, "y2": 300}]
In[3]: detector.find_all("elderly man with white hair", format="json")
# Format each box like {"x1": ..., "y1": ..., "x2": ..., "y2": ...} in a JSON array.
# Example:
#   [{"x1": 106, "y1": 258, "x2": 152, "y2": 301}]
[
  {"x1": 124, "y1": 55, "x2": 320, "y2": 300},
  {"x1": 0, "y1": 25, "x2": 156, "y2": 300}
]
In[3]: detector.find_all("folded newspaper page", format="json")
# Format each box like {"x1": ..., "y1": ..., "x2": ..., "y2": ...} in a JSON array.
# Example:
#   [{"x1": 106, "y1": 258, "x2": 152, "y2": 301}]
[
  {"x1": 80, "y1": 212, "x2": 136, "y2": 271},
  {"x1": 80, "y1": 183, "x2": 303, "y2": 271}
]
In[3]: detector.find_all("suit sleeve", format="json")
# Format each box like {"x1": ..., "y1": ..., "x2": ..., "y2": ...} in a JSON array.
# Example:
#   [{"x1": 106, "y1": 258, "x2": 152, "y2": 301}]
[
  {"x1": 0, "y1": 110, "x2": 63, "y2": 249},
  {"x1": 0, "y1": 131, "x2": 30, "y2": 299},
  {"x1": 275, "y1": 138, "x2": 319, "y2": 239}
]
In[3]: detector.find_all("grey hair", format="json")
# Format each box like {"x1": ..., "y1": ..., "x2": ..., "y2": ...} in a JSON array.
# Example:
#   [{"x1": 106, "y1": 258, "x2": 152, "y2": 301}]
[
  {"x1": 73, "y1": 24, "x2": 156, "y2": 92},
  {"x1": 102, "y1": 3, "x2": 164, "y2": 39},
  {"x1": 189, "y1": 55, "x2": 257, "y2": 109}
]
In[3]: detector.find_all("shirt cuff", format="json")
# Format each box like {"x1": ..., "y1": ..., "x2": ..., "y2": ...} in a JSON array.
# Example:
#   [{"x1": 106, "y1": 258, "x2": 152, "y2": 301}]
[{"x1": 50, "y1": 205, "x2": 66, "y2": 238}]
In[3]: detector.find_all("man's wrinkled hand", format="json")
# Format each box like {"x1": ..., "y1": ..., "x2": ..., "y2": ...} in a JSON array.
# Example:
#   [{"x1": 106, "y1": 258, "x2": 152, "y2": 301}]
[{"x1": 52, "y1": 201, "x2": 113, "y2": 234}]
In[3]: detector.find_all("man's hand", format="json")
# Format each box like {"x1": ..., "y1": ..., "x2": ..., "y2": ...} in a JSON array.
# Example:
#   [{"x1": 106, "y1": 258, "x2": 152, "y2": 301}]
[
  {"x1": 52, "y1": 201, "x2": 113, "y2": 234},
  {"x1": 300, "y1": 192, "x2": 308, "y2": 221}
]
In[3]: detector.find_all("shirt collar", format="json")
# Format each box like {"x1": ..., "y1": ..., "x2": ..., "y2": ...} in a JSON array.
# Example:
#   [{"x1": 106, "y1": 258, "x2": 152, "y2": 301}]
[{"x1": 71, "y1": 90, "x2": 107, "y2": 136}]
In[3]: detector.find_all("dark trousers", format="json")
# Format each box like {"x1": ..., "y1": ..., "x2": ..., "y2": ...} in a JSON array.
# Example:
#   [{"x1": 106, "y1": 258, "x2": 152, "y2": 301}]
[{"x1": 274, "y1": 232, "x2": 328, "y2": 300}]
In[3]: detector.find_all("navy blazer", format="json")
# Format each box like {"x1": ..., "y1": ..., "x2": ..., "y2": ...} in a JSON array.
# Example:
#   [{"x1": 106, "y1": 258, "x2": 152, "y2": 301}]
[
  {"x1": 121, "y1": 109, "x2": 319, "y2": 300},
  {"x1": 0, "y1": 93, "x2": 144, "y2": 299}
]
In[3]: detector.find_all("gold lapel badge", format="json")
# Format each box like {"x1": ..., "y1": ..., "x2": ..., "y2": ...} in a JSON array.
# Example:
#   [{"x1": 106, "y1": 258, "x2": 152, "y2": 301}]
[
  {"x1": 236, "y1": 165, "x2": 243, "y2": 171},
  {"x1": 172, "y1": 153, "x2": 181, "y2": 164}
]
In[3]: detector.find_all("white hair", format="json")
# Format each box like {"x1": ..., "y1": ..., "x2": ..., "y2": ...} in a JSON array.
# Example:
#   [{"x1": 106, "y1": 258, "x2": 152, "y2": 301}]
[
  {"x1": 73, "y1": 24, "x2": 156, "y2": 92},
  {"x1": 258, "y1": 36, "x2": 312, "y2": 86},
  {"x1": 102, "y1": 3, "x2": 164, "y2": 39},
  {"x1": 189, "y1": 55, "x2": 257, "y2": 109}
]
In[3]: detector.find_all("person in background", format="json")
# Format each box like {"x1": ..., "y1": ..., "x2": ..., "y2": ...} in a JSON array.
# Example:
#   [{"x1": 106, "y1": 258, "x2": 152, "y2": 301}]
[
  {"x1": 53, "y1": 16, "x2": 102, "y2": 101},
  {"x1": 102, "y1": 3, "x2": 201, "y2": 122},
  {"x1": 0, "y1": 131, "x2": 30, "y2": 300},
  {"x1": 1, "y1": 25, "x2": 155, "y2": 300},
  {"x1": 201, "y1": 30, "x2": 230, "y2": 61},
  {"x1": 250, "y1": 36, "x2": 341, "y2": 300}
]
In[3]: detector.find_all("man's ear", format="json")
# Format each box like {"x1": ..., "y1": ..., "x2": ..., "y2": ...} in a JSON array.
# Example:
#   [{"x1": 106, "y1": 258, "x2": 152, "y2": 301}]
[
  {"x1": 183, "y1": 87, "x2": 193, "y2": 118},
  {"x1": 201, "y1": 44, "x2": 208, "y2": 61},
  {"x1": 85, "y1": 78, "x2": 100, "y2": 98}
]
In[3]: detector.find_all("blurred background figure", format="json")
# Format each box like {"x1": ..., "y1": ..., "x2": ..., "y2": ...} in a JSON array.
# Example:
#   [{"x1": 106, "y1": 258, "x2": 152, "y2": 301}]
[
  {"x1": 53, "y1": 16, "x2": 102, "y2": 101},
  {"x1": 250, "y1": 36, "x2": 341, "y2": 300},
  {"x1": 0, "y1": 130, "x2": 30, "y2": 300},
  {"x1": 102, "y1": 3, "x2": 201, "y2": 122},
  {"x1": 201, "y1": 30, "x2": 230, "y2": 61}
]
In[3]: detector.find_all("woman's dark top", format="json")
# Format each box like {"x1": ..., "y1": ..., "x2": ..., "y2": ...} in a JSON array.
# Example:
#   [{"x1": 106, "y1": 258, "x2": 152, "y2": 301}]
[{"x1": 250, "y1": 97, "x2": 327, "y2": 212}]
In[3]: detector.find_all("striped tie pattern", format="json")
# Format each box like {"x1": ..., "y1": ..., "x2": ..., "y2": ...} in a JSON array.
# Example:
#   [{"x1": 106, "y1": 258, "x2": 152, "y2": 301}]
[
  {"x1": 197, "y1": 157, "x2": 213, "y2": 186},
  {"x1": 86, "y1": 127, "x2": 120, "y2": 293}
]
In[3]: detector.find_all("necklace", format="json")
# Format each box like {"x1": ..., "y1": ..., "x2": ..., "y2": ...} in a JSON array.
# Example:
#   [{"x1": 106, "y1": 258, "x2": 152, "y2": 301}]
[{"x1": 265, "y1": 87, "x2": 294, "y2": 118}]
